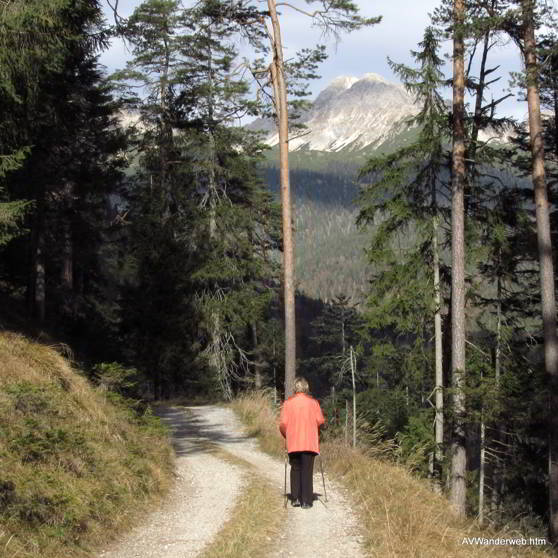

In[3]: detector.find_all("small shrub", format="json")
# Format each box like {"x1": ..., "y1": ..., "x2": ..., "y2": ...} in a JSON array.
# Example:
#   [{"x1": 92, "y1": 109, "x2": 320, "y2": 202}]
[{"x1": 92, "y1": 362, "x2": 150, "y2": 399}]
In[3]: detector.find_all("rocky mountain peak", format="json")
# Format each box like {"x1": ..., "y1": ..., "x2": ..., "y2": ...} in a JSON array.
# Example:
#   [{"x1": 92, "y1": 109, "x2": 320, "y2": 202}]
[{"x1": 252, "y1": 73, "x2": 419, "y2": 152}]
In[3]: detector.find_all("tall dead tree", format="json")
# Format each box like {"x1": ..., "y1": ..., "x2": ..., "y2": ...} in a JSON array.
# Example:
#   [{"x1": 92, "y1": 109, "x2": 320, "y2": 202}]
[
  {"x1": 266, "y1": 0, "x2": 296, "y2": 398},
  {"x1": 450, "y1": 0, "x2": 467, "y2": 518},
  {"x1": 255, "y1": 0, "x2": 380, "y2": 398}
]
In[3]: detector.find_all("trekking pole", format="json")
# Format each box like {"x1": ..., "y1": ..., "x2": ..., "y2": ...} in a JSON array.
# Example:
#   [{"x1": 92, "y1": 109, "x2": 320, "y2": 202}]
[
  {"x1": 319, "y1": 453, "x2": 328, "y2": 503},
  {"x1": 284, "y1": 451, "x2": 288, "y2": 508}
]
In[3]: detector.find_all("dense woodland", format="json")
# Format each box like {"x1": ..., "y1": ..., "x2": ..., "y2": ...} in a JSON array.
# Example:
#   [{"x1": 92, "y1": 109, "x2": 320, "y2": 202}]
[{"x1": 2, "y1": 0, "x2": 558, "y2": 547}]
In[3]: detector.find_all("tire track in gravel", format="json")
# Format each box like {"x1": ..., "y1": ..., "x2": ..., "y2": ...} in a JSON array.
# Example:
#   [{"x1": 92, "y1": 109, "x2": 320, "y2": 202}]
[{"x1": 99, "y1": 405, "x2": 366, "y2": 558}]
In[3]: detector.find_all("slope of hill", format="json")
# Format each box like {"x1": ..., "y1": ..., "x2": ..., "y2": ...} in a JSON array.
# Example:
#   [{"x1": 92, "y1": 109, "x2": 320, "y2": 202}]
[
  {"x1": 252, "y1": 73, "x2": 427, "y2": 303},
  {"x1": 257, "y1": 72, "x2": 515, "y2": 303},
  {"x1": 0, "y1": 332, "x2": 173, "y2": 558},
  {"x1": 262, "y1": 164, "x2": 371, "y2": 303}
]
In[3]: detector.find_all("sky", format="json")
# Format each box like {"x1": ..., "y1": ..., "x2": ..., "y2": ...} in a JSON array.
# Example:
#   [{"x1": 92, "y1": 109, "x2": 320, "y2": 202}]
[{"x1": 99, "y1": 0, "x2": 532, "y2": 120}]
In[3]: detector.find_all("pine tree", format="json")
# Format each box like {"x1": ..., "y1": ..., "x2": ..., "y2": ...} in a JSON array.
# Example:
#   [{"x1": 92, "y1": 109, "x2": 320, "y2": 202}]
[
  {"x1": 241, "y1": 0, "x2": 380, "y2": 397},
  {"x1": 520, "y1": 0, "x2": 558, "y2": 542},
  {"x1": 447, "y1": 0, "x2": 467, "y2": 519}
]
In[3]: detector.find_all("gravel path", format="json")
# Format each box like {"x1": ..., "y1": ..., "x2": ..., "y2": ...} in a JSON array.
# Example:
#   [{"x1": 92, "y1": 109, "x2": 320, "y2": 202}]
[
  {"x1": 194, "y1": 405, "x2": 366, "y2": 558},
  {"x1": 98, "y1": 406, "x2": 245, "y2": 558},
  {"x1": 98, "y1": 404, "x2": 366, "y2": 558}
]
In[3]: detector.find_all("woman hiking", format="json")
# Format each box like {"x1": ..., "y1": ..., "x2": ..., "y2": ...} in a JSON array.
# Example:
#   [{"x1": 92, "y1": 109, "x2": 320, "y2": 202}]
[{"x1": 279, "y1": 377, "x2": 325, "y2": 508}]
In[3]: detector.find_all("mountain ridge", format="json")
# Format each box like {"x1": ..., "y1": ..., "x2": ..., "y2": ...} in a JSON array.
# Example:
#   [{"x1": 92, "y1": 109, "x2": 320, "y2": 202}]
[
  {"x1": 251, "y1": 71, "x2": 515, "y2": 154},
  {"x1": 250, "y1": 72, "x2": 419, "y2": 153}
]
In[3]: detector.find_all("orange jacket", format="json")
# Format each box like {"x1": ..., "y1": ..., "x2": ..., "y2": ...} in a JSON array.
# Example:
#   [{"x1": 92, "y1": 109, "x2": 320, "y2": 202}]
[{"x1": 279, "y1": 393, "x2": 325, "y2": 454}]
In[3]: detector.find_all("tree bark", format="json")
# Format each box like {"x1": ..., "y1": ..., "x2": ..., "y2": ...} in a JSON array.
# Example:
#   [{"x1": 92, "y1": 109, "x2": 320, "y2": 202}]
[
  {"x1": 433, "y1": 212, "x2": 444, "y2": 493},
  {"x1": 522, "y1": 0, "x2": 558, "y2": 542},
  {"x1": 35, "y1": 224, "x2": 46, "y2": 323},
  {"x1": 450, "y1": 0, "x2": 467, "y2": 518},
  {"x1": 341, "y1": 303, "x2": 346, "y2": 354},
  {"x1": 268, "y1": 0, "x2": 296, "y2": 399},
  {"x1": 479, "y1": 367, "x2": 486, "y2": 525},
  {"x1": 350, "y1": 345, "x2": 357, "y2": 448},
  {"x1": 552, "y1": 71, "x2": 558, "y2": 159},
  {"x1": 490, "y1": 273, "x2": 502, "y2": 520},
  {"x1": 61, "y1": 181, "x2": 74, "y2": 316},
  {"x1": 28, "y1": 196, "x2": 46, "y2": 323}
]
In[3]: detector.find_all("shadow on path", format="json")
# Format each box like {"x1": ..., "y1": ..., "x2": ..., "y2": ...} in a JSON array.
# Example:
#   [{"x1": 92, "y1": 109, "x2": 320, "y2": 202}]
[{"x1": 153, "y1": 405, "x2": 252, "y2": 457}]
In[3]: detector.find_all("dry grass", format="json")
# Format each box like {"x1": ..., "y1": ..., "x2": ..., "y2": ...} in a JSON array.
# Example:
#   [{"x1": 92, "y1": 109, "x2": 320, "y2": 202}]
[
  {"x1": 231, "y1": 390, "x2": 555, "y2": 558},
  {"x1": 196, "y1": 442, "x2": 285, "y2": 558},
  {"x1": 0, "y1": 331, "x2": 174, "y2": 558},
  {"x1": 230, "y1": 390, "x2": 284, "y2": 459}
]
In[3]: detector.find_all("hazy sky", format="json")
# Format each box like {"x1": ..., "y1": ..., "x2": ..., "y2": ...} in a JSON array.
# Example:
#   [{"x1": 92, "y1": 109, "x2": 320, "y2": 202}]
[{"x1": 99, "y1": 0, "x2": 527, "y2": 119}]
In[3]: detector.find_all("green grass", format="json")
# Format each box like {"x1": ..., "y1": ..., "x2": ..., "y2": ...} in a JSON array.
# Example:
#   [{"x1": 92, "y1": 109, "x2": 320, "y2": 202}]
[{"x1": 0, "y1": 332, "x2": 174, "y2": 558}]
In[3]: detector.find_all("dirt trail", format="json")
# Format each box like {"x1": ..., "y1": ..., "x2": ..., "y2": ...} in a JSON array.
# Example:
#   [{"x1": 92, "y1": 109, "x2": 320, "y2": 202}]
[{"x1": 99, "y1": 405, "x2": 366, "y2": 558}]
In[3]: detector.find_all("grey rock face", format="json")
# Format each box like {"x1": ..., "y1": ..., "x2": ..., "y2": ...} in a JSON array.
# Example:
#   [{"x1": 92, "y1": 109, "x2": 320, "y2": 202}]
[{"x1": 251, "y1": 73, "x2": 419, "y2": 152}]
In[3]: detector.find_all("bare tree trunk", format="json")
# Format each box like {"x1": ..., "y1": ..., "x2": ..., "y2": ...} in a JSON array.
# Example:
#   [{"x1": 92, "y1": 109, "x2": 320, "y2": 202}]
[
  {"x1": 29, "y1": 196, "x2": 47, "y2": 323},
  {"x1": 61, "y1": 181, "x2": 74, "y2": 316},
  {"x1": 433, "y1": 212, "x2": 444, "y2": 493},
  {"x1": 35, "y1": 224, "x2": 46, "y2": 323},
  {"x1": 479, "y1": 369, "x2": 486, "y2": 525},
  {"x1": 341, "y1": 305, "x2": 346, "y2": 355},
  {"x1": 450, "y1": 0, "x2": 467, "y2": 518},
  {"x1": 272, "y1": 338, "x2": 277, "y2": 405},
  {"x1": 553, "y1": 72, "x2": 558, "y2": 159},
  {"x1": 350, "y1": 345, "x2": 356, "y2": 448},
  {"x1": 345, "y1": 399, "x2": 349, "y2": 445},
  {"x1": 522, "y1": 0, "x2": 558, "y2": 542},
  {"x1": 490, "y1": 266, "x2": 503, "y2": 518},
  {"x1": 207, "y1": 128, "x2": 227, "y2": 396},
  {"x1": 268, "y1": 0, "x2": 296, "y2": 398},
  {"x1": 61, "y1": 222, "x2": 73, "y2": 290},
  {"x1": 203, "y1": 25, "x2": 228, "y2": 399}
]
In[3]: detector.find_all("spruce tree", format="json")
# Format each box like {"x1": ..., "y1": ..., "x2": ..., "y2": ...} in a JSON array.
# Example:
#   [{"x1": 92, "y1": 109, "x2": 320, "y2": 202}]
[
  {"x1": 358, "y1": 26, "x2": 451, "y2": 484},
  {"x1": 0, "y1": 0, "x2": 116, "y2": 323},
  {"x1": 115, "y1": 0, "x2": 280, "y2": 398},
  {"x1": 241, "y1": 0, "x2": 380, "y2": 397}
]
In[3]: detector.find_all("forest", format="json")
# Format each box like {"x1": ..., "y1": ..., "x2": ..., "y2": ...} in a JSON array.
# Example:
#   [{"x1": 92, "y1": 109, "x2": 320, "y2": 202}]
[{"x1": 1, "y1": 0, "x2": 558, "y2": 549}]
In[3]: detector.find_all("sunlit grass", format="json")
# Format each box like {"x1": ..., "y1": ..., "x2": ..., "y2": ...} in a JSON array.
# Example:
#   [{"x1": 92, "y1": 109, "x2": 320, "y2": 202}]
[
  {"x1": 231, "y1": 390, "x2": 554, "y2": 558},
  {"x1": 196, "y1": 440, "x2": 285, "y2": 558},
  {"x1": 0, "y1": 331, "x2": 174, "y2": 558}
]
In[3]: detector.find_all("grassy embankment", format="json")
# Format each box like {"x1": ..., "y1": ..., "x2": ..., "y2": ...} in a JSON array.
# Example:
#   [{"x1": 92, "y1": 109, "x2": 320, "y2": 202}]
[
  {"x1": 0, "y1": 332, "x2": 174, "y2": 558},
  {"x1": 231, "y1": 391, "x2": 555, "y2": 558}
]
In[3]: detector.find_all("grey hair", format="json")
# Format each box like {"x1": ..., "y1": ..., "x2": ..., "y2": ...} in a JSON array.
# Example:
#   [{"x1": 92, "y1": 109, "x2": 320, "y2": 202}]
[{"x1": 294, "y1": 377, "x2": 309, "y2": 394}]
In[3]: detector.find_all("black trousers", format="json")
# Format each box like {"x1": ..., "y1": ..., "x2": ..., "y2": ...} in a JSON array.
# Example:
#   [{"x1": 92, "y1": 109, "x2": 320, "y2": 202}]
[{"x1": 289, "y1": 451, "x2": 316, "y2": 505}]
